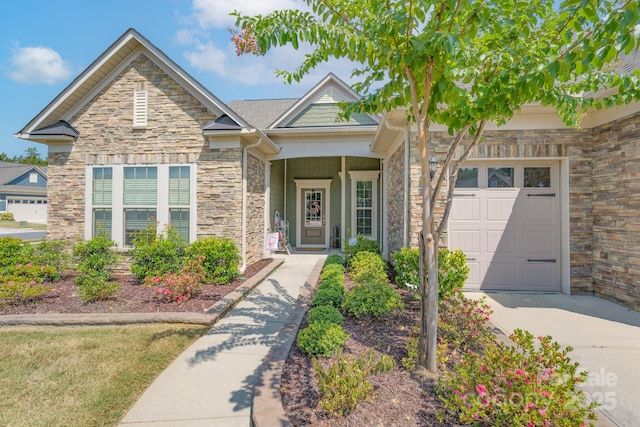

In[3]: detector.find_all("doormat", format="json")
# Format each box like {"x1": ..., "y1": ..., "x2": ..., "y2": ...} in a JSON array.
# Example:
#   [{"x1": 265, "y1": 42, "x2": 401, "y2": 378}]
[{"x1": 296, "y1": 247, "x2": 326, "y2": 252}]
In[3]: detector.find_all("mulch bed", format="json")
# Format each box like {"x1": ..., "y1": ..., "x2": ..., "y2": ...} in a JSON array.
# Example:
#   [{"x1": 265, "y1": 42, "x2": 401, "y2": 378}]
[
  {"x1": 281, "y1": 276, "x2": 450, "y2": 426},
  {"x1": 0, "y1": 259, "x2": 273, "y2": 315}
]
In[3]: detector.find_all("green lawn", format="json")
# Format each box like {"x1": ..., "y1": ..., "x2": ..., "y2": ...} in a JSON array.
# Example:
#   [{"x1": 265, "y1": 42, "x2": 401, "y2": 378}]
[
  {"x1": 0, "y1": 220, "x2": 47, "y2": 230},
  {"x1": 0, "y1": 324, "x2": 207, "y2": 427}
]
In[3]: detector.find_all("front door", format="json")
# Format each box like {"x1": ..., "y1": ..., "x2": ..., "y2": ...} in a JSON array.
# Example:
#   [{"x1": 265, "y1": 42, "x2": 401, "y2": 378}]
[{"x1": 301, "y1": 188, "x2": 325, "y2": 245}]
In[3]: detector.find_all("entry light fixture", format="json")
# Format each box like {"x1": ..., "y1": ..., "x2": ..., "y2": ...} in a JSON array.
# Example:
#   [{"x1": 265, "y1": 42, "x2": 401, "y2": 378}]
[{"x1": 429, "y1": 156, "x2": 438, "y2": 179}]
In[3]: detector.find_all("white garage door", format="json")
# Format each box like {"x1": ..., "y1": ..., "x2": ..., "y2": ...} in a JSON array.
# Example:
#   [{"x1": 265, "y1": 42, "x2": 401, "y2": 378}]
[
  {"x1": 449, "y1": 162, "x2": 560, "y2": 291},
  {"x1": 7, "y1": 198, "x2": 47, "y2": 224}
]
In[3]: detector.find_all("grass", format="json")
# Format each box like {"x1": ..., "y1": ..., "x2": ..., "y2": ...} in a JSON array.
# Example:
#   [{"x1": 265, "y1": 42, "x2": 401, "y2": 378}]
[
  {"x1": 0, "y1": 220, "x2": 47, "y2": 230},
  {"x1": 0, "y1": 324, "x2": 207, "y2": 427}
]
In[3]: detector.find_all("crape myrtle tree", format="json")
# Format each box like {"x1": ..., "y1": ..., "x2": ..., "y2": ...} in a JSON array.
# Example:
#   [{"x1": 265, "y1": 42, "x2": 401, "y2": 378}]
[{"x1": 231, "y1": 0, "x2": 640, "y2": 373}]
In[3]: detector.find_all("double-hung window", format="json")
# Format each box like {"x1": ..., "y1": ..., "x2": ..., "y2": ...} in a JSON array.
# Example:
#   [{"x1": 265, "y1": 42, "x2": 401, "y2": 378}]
[
  {"x1": 349, "y1": 170, "x2": 380, "y2": 240},
  {"x1": 87, "y1": 164, "x2": 196, "y2": 246}
]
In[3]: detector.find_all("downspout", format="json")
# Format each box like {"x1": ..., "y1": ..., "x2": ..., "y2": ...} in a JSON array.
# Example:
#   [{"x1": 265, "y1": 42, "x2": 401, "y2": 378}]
[
  {"x1": 384, "y1": 120, "x2": 410, "y2": 247},
  {"x1": 242, "y1": 138, "x2": 262, "y2": 273}
]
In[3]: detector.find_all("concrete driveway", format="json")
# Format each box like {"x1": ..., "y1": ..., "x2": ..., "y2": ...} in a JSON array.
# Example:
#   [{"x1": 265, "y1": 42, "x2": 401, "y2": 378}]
[{"x1": 471, "y1": 292, "x2": 640, "y2": 427}]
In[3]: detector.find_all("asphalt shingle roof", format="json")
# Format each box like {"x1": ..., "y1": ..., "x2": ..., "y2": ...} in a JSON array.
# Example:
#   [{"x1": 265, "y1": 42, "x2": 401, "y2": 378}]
[{"x1": 228, "y1": 99, "x2": 298, "y2": 129}]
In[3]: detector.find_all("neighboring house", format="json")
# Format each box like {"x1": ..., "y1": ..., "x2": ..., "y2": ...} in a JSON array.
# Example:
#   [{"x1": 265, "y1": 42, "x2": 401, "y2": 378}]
[
  {"x1": 0, "y1": 161, "x2": 47, "y2": 223},
  {"x1": 16, "y1": 28, "x2": 640, "y2": 311}
]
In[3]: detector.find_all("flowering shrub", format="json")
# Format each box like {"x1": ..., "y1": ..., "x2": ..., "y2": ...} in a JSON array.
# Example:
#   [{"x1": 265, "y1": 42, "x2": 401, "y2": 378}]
[
  {"x1": 438, "y1": 329, "x2": 598, "y2": 426},
  {"x1": 130, "y1": 224, "x2": 187, "y2": 281},
  {"x1": 145, "y1": 257, "x2": 205, "y2": 304},
  {"x1": 0, "y1": 279, "x2": 53, "y2": 304},
  {"x1": 439, "y1": 292, "x2": 494, "y2": 354}
]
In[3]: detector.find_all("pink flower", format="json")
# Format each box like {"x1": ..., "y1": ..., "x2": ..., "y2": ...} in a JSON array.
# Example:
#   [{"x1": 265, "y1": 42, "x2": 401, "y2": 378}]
[
  {"x1": 541, "y1": 389, "x2": 550, "y2": 398},
  {"x1": 476, "y1": 384, "x2": 487, "y2": 397},
  {"x1": 539, "y1": 408, "x2": 547, "y2": 417}
]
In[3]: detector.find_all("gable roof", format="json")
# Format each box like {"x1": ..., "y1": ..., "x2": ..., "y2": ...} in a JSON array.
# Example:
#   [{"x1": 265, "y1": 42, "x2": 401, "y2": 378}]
[
  {"x1": 15, "y1": 29, "x2": 282, "y2": 153},
  {"x1": 0, "y1": 162, "x2": 47, "y2": 196},
  {"x1": 268, "y1": 73, "x2": 379, "y2": 129}
]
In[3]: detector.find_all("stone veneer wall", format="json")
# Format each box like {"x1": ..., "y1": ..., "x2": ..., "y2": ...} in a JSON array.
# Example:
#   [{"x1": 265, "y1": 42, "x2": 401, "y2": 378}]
[
  {"x1": 47, "y1": 53, "x2": 244, "y2": 253},
  {"x1": 591, "y1": 112, "x2": 640, "y2": 310},
  {"x1": 394, "y1": 127, "x2": 594, "y2": 295},
  {"x1": 385, "y1": 140, "x2": 406, "y2": 257},
  {"x1": 245, "y1": 153, "x2": 266, "y2": 265}
]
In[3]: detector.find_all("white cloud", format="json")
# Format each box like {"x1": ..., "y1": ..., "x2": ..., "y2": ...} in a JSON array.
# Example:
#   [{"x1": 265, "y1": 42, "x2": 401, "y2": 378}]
[
  {"x1": 192, "y1": 0, "x2": 306, "y2": 28},
  {"x1": 7, "y1": 46, "x2": 72, "y2": 85}
]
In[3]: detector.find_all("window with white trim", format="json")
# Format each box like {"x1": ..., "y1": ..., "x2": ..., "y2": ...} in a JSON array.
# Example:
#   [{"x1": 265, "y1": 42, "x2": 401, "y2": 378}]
[
  {"x1": 349, "y1": 170, "x2": 380, "y2": 240},
  {"x1": 88, "y1": 164, "x2": 196, "y2": 246}
]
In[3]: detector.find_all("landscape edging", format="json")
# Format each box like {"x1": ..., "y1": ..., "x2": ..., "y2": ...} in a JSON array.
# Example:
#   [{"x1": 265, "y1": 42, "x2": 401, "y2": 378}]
[
  {"x1": 0, "y1": 258, "x2": 284, "y2": 327},
  {"x1": 251, "y1": 258, "x2": 324, "y2": 427}
]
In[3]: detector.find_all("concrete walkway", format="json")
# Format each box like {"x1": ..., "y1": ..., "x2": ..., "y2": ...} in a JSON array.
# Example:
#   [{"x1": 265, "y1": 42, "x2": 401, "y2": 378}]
[
  {"x1": 474, "y1": 292, "x2": 640, "y2": 427},
  {"x1": 119, "y1": 253, "x2": 325, "y2": 427}
]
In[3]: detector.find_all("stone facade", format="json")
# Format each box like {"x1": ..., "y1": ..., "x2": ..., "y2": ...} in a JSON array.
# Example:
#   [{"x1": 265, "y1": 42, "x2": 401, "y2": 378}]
[
  {"x1": 246, "y1": 153, "x2": 266, "y2": 265},
  {"x1": 47, "y1": 53, "x2": 249, "y2": 254},
  {"x1": 386, "y1": 126, "x2": 598, "y2": 296},
  {"x1": 591, "y1": 112, "x2": 640, "y2": 310},
  {"x1": 385, "y1": 140, "x2": 406, "y2": 256}
]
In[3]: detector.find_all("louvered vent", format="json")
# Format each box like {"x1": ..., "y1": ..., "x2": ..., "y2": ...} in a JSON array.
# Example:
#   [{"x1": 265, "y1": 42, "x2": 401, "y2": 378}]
[
  {"x1": 316, "y1": 87, "x2": 349, "y2": 103},
  {"x1": 133, "y1": 81, "x2": 148, "y2": 128}
]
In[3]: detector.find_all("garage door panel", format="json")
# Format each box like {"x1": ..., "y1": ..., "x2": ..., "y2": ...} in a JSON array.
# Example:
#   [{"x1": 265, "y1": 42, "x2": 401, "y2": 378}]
[
  {"x1": 521, "y1": 230, "x2": 556, "y2": 256},
  {"x1": 449, "y1": 230, "x2": 481, "y2": 254},
  {"x1": 521, "y1": 263, "x2": 557, "y2": 289},
  {"x1": 484, "y1": 262, "x2": 517, "y2": 286},
  {"x1": 486, "y1": 230, "x2": 515, "y2": 254},
  {"x1": 487, "y1": 198, "x2": 516, "y2": 221},
  {"x1": 464, "y1": 262, "x2": 481, "y2": 289},
  {"x1": 451, "y1": 198, "x2": 480, "y2": 221},
  {"x1": 521, "y1": 197, "x2": 557, "y2": 223}
]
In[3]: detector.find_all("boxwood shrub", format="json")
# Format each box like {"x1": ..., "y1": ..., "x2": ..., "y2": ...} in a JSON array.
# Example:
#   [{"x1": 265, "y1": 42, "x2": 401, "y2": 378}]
[
  {"x1": 342, "y1": 281, "x2": 404, "y2": 319},
  {"x1": 307, "y1": 305, "x2": 344, "y2": 326},
  {"x1": 312, "y1": 286, "x2": 344, "y2": 308},
  {"x1": 297, "y1": 321, "x2": 349, "y2": 357}
]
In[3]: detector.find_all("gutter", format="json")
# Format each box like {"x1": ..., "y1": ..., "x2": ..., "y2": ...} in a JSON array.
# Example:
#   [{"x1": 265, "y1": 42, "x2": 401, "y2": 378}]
[{"x1": 384, "y1": 119, "x2": 410, "y2": 248}]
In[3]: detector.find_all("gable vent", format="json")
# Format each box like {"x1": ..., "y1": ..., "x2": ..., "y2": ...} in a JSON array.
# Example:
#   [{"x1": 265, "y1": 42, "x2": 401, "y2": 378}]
[
  {"x1": 316, "y1": 87, "x2": 349, "y2": 104},
  {"x1": 133, "y1": 81, "x2": 148, "y2": 128}
]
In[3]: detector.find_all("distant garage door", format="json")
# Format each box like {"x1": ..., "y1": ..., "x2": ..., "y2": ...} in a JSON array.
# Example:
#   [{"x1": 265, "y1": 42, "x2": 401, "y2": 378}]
[
  {"x1": 448, "y1": 162, "x2": 560, "y2": 291},
  {"x1": 7, "y1": 198, "x2": 47, "y2": 224}
]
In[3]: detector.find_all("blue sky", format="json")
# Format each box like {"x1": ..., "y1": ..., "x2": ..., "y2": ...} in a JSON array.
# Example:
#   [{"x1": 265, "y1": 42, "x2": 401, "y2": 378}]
[{"x1": 0, "y1": 0, "x2": 355, "y2": 158}]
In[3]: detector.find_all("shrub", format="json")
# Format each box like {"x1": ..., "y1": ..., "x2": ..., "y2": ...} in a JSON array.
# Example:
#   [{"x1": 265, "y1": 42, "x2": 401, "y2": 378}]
[
  {"x1": 75, "y1": 272, "x2": 120, "y2": 303},
  {"x1": 73, "y1": 236, "x2": 118, "y2": 274},
  {"x1": 324, "y1": 254, "x2": 344, "y2": 267},
  {"x1": 297, "y1": 322, "x2": 349, "y2": 357},
  {"x1": 0, "y1": 212, "x2": 15, "y2": 221},
  {"x1": 312, "y1": 286, "x2": 344, "y2": 308},
  {"x1": 73, "y1": 236, "x2": 119, "y2": 302},
  {"x1": 314, "y1": 350, "x2": 396, "y2": 416},
  {"x1": 317, "y1": 277, "x2": 345, "y2": 296},
  {"x1": 389, "y1": 247, "x2": 470, "y2": 299},
  {"x1": 391, "y1": 247, "x2": 420, "y2": 288},
  {"x1": 342, "y1": 281, "x2": 404, "y2": 319},
  {"x1": 439, "y1": 292, "x2": 494, "y2": 354},
  {"x1": 0, "y1": 280, "x2": 53, "y2": 305},
  {"x1": 129, "y1": 224, "x2": 188, "y2": 282},
  {"x1": 349, "y1": 251, "x2": 388, "y2": 285},
  {"x1": 186, "y1": 236, "x2": 240, "y2": 284},
  {"x1": 438, "y1": 329, "x2": 598, "y2": 426},
  {"x1": 0, "y1": 237, "x2": 28, "y2": 270},
  {"x1": 342, "y1": 234, "x2": 380, "y2": 258},
  {"x1": 145, "y1": 256, "x2": 206, "y2": 304},
  {"x1": 320, "y1": 263, "x2": 345, "y2": 282},
  {"x1": 307, "y1": 305, "x2": 344, "y2": 325},
  {"x1": 31, "y1": 239, "x2": 70, "y2": 281}
]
